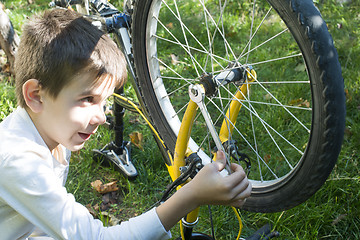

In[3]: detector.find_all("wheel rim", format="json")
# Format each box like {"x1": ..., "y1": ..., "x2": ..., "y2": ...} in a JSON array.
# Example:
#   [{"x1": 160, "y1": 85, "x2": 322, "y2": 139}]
[{"x1": 143, "y1": 0, "x2": 314, "y2": 189}]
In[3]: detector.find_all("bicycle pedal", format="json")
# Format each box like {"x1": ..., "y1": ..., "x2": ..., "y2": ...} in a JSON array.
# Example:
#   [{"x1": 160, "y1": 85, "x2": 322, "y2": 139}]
[
  {"x1": 245, "y1": 223, "x2": 280, "y2": 240},
  {"x1": 93, "y1": 141, "x2": 138, "y2": 179}
]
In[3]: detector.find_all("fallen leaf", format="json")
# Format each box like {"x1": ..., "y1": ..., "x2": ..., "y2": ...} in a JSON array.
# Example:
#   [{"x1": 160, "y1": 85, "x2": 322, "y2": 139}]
[
  {"x1": 91, "y1": 180, "x2": 102, "y2": 192},
  {"x1": 108, "y1": 213, "x2": 121, "y2": 226},
  {"x1": 129, "y1": 131, "x2": 143, "y2": 150},
  {"x1": 294, "y1": 63, "x2": 306, "y2": 72},
  {"x1": 263, "y1": 93, "x2": 272, "y2": 101},
  {"x1": 332, "y1": 214, "x2": 347, "y2": 225},
  {"x1": 170, "y1": 54, "x2": 187, "y2": 65},
  {"x1": 264, "y1": 154, "x2": 271, "y2": 163},
  {"x1": 166, "y1": 22, "x2": 174, "y2": 29},
  {"x1": 91, "y1": 180, "x2": 119, "y2": 194},
  {"x1": 86, "y1": 203, "x2": 99, "y2": 218},
  {"x1": 299, "y1": 99, "x2": 310, "y2": 108},
  {"x1": 345, "y1": 89, "x2": 352, "y2": 101},
  {"x1": 129, "y1": 117, "x2": 140, "y2": 124},
  {"x1": 344, "y1": 127, "x2": 352, "y2": 137},
  {"x1": 289, "y1": 98, "x2": 310, "y2": 108},
  {"x1": 2, "y1": 63, "x2": 10, "y2": 73}
]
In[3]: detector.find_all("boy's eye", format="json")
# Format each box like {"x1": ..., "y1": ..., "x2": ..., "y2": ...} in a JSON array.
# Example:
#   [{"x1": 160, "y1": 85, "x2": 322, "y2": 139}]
[{"x1": 81, "y1": 96, "x2": 94, "y2": 103}]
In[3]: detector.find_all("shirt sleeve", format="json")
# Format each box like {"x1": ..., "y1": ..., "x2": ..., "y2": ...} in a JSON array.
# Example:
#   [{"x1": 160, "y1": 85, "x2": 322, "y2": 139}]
[{"x1": 0, "y1": 149, "x2": 171, "y2": 240}]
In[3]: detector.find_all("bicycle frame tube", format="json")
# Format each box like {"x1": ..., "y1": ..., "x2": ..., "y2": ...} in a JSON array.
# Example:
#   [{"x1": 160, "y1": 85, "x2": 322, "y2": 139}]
[
  {"x1": 170, "y1": 99, "x2": 200, "y2": 240},
  {"x1": 218, "y1": 83, "x2": 250, "y2": 143},
  {"x1": 219, "y1": 69, "x2": 256, "y2": 143},
  {"x1": 171, "y1": 99, "x2": 198, "y2": 181},
  {"x1": 171, "y1": 70, "x2": 256, "y2": 239}
]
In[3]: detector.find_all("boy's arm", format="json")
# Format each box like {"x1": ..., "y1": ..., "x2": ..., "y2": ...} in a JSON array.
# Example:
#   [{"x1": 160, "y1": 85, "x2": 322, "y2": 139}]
[
  {"x1": 0, "y1": 149, "x2": 170, "y2": 240},
  {"x1": 156, "y1": 151, "x2": 251, "y2": 231}
]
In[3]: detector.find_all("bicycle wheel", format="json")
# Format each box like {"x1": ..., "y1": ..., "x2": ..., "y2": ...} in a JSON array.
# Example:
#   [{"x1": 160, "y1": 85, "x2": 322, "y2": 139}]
[{"x1": 131, "y1": 0, "x2": 345, "y2": 212}]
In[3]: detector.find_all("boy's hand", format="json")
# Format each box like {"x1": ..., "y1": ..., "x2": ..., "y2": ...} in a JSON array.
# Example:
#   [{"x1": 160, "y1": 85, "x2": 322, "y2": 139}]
[
  {"x1": 156, "y1": 150, "x2": 251, "y2": 231},
  {"x1": 184, "y1": 150, "x2": 252, "y2": 208}
]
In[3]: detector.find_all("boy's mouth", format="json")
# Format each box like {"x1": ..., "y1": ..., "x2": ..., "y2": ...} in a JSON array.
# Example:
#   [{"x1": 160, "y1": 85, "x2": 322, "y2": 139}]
[{"x1": 78, "y1": 132, "x2": 92, "y2": 141}]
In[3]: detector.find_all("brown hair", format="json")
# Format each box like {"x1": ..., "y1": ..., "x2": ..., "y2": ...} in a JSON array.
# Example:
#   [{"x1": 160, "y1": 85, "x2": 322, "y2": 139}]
[{"x1": 15, "y1": 8, "x2": 127, "y2": 107}]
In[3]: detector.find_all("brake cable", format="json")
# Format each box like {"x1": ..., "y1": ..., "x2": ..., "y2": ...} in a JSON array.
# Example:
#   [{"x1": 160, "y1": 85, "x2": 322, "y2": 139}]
[{"x1": 112, "y1": 93, "x2": 245, "y2": 239}]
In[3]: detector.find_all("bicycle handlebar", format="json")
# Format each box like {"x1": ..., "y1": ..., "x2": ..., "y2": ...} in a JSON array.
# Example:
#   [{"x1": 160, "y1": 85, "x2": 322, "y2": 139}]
[
  {"x1": 49, "y1": 0, "x2": 83, "y2": 8},
  {"x1": 50, "y1": 0, "x2": 131, "y2": 33}
]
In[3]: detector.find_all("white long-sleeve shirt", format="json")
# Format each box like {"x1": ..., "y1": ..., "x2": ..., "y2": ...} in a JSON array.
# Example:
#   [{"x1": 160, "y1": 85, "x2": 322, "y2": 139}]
[{"x1": 0, "y1": 107, "x2": 170, "y2": 240}]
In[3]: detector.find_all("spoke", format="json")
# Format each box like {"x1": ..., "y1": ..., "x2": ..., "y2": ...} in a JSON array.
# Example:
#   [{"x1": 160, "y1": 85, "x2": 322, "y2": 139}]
[
  {"x1": 153, "y1": 35, "x2": 230, "y2": 69},
  {"x1": 172, "y1": 100, "x2": 190, "y2": 119},
  {"x1": 246, "y1": 72, "x2": 263, "y2": 180},
  {"x1": 198, "y1": 0, "x2": 238, "y2": 61},
  {"x1": 245, "y1": 81, "x2": 310, "y2": 85},
  {"x1": 212, "y1": 97, "x2": 312, "y2": 111},
  {"x1": 172, "y1": 0, "x2": 201, "y2": 76},
  {"x1": 242, "y1": 93, "x2": 295, "y2": 170},
  {"x1": 217, "y1": 83, "x2": 305, "y2": 156},
  {"x1": 153, "y1": 15, "x2": 205, "y2": 74},
  {"x1": 204, "y1": 0, "x2": 230, "y2": 69},
  {"x1": 158, "y1": 0, "x2": 229, "y2": 71},
  {"x1": 239, "y1": 29, "x2": 289, "y2": 59},
  {"x1": 153, "y1": 56, "x2": 194, "y2": 85},
  {"x1": 246, "y1": 0, "x2": 257, "y2": 64},
  {"x1": 215, "y1": 87, "x2": 300, "y2": 173},
  {"x1": 160, "y1": 76, "x2": 196, "y2": 82},
  {"x1": 207, "y1": 97, "x2": 278, "y2": 179},
  {"x1": 164, "y1": 81, "x2": 191, "y2": 100},
  {"x1": 154, "y1": 35, "x2": 229, "y2": 69},
  {"x1": 219, "y1": 0, "x2": 230, "y2": 61},
  {"x1": 239, "y1": 6, "x2": 273, "y2": 60},
  {"x1": 246, "y1": 53, "x2": 303, "y2": 66},
  {"x1": 244, "y1": 1, "x2": 264, "y2": 177},
  {"x1": 245, "y1": 69, "x2": 311, "y2": 133},
  {"x1": 202, "y1": 0, "x2": 213, "y2": 72}
]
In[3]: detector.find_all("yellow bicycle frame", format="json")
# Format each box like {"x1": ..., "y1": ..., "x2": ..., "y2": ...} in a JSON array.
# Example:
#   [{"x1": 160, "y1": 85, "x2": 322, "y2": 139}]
[
  {"x1": 115, "y1": 69, "x2": 256, "y2": 240},
  {"x1": 171, "y1": 69, "x2": 256, "y2": 240}
]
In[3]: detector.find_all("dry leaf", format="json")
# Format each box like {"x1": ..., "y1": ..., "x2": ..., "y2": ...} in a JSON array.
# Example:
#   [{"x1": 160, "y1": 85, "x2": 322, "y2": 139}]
[
  {"x1": 129, "y1": 131, "x2": 143, "y2": 150},
  {"x1": 170, "y1": 54, "x2": 186, "y2": 65},
  {"x1": 91, "y1": 180, "x2": 119, "y2": 194},
  {"x1": 289, "y1": 98, "x2": 310, "y2": 108},
  {"x1": 86, "y1": 204, "x2": 98, "y2": 217},
  {"x1": 129, "y1": 117, "x2": 140, "y2": 124},
  {"x1": 1, "y1": 63, "x2": 10, "y2": 74},
  {"x1": 299, "y1": 99, "x2": 310, "y2": 108},
  {"x1": 332, "y1": 214, "x2": 347, "y2": 225},
  {"x1": 345, "y1": 89, "x2": 352, "y2": 101},
  {"x1": 264, "y1": 154, "x2": 271, "y2": 163},
  {"x1": 91, "y1": 180, "x2": 102, "y2": 192},
  {"x1": 263, "y1": 93, "x2": 272, "y2": 101},
  {"x1": 166, "y1": 22, "x2": 174, "y2": 29},
  {"x1": 294, "y1": 63, "x2": 306, "y2": 72}
]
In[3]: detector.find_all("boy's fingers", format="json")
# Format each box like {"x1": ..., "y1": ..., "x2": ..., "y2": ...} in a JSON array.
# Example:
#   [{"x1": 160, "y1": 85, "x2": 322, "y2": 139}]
[
  {"x1": 231, "y1": 179, "x2": 252, "y2": 200},
  {"x1": 230, "y1": 162, "x2": 244, "y2": 173},
  {"x1": 215, "y1": 150, "x2": 226, "y2": 171},
  {"x1": 231, "y1": 183, "x2": 252, "y2": 207},
  {"x1": 226, "y1": 163, "x2": 246, "y2": 186}
]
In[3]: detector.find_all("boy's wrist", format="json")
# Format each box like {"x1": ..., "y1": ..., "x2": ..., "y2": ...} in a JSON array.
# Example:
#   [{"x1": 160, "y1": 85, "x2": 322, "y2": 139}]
[{"x1": 155, "y1": 184, "x2": 200, "y2": 231}]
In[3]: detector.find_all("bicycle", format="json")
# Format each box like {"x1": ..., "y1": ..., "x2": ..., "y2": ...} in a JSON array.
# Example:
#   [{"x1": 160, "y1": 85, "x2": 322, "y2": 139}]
[{"x1": 51, "y1": 0, "x2": 346, "y2": 239}]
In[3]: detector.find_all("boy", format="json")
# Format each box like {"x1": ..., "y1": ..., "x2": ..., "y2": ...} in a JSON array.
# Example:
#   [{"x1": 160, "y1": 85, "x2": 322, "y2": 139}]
[{"x1": 0, "y1": 9, "x2": 251, "y2": 239}]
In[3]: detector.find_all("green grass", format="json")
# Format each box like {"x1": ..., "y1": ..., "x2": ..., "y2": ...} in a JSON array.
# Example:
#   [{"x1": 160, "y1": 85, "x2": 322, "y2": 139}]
[{"x1": 1, "y1": 0, "x2": 359, "y2": 239}]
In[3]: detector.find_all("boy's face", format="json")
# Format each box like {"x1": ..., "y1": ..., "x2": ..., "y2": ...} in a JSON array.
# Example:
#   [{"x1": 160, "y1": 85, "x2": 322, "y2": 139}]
[{"x1": 36, "y1": 72, "x2": 115, "y2": 152}]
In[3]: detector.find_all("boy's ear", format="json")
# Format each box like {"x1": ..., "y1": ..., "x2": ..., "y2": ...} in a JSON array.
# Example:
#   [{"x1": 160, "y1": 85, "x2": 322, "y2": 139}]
[{"x1": 23, "y1": 79, "x2": 44, "y2": 113}]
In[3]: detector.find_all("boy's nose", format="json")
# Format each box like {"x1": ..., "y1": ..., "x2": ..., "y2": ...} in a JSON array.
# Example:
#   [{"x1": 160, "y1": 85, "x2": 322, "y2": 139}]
[{"x1": 90, "y1": 104, "x2": 106, "y2": 125}]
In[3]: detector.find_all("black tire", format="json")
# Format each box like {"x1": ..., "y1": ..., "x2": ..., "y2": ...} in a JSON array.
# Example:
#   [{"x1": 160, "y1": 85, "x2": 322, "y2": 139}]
[{"x1": 131, "y1": 0, "x2": 345, "y2": 213}]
